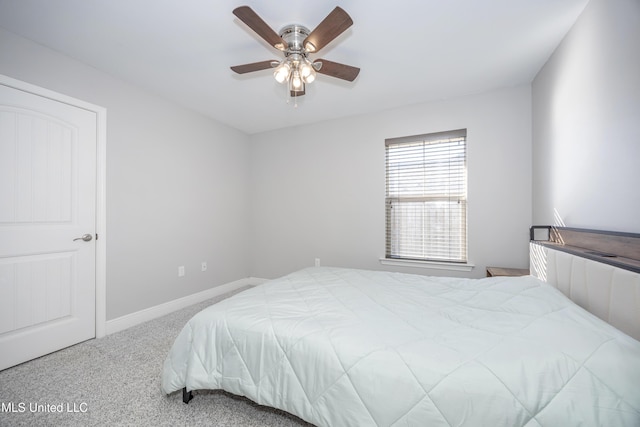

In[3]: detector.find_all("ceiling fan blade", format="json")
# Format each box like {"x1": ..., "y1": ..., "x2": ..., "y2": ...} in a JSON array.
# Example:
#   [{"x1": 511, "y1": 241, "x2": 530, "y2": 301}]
[
  {"x1": 303, "y1": 6, "x2": 353, "y2": 53},
  {"x1": 315, "y1": 59, "x2": 360, "y2": 82},
  {"x1": 233, "y1": 6, "x2": 287, "y2": 51},
  {"x1": 231, "y1": 60, "x2": 275, "y2": 74}
]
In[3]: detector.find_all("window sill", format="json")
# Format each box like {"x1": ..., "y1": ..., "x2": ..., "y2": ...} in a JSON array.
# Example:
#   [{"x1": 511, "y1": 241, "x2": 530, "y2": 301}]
[{"x1": 379, "y1": 257, "x2": 475, "y2": 272}]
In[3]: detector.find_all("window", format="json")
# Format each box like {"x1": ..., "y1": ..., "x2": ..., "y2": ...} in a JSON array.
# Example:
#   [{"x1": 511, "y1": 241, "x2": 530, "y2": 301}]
[{"x1": 385, "y1": 129, "x2": 467, "y2": 264}]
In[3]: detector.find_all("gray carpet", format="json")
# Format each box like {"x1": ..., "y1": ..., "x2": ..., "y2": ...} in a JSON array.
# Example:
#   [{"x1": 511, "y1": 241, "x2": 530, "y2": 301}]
[{"x1": 0, "y1": 287, "x2": 313, "y2": 427}]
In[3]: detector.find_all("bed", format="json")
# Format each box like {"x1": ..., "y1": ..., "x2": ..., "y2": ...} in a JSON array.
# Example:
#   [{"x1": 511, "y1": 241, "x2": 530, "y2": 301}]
[{"x1": 162, "y1": 228, "x2": 640, "y2": 426}]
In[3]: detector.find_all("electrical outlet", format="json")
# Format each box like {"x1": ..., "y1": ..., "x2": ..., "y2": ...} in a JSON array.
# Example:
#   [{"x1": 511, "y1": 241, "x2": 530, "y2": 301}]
[
  {"x1": 201, "y1": 261, "x2": 207, "y2": 272},
  {"x1": 315, "y1": 258, "x2": 320, "y2": 267},
  {"x1": 178, "y1": 266, "x2": 185, "y2": 277}
]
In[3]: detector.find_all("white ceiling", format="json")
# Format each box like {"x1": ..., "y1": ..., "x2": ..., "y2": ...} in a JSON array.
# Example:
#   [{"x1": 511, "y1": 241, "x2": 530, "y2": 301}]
[{"x1": 0, "y1": 0, "x2": 588, "y2": 134}]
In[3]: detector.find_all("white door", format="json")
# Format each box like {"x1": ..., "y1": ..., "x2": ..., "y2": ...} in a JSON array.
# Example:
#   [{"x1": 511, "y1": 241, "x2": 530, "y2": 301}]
[{"x1": 0, "y1": 82, "x2": 97, "y2": 370}]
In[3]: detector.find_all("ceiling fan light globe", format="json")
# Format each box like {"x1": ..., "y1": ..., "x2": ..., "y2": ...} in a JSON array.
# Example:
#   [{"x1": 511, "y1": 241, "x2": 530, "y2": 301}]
[
  {"x1": 273, "y1": 62, "x2": 290, "y2": 83},
  {"x1": 274, "y1": 69, "x2": 287, "y2": 83},
  {"x1": 302, "y1": 69, "x2": 316, "y2": 84},
  {"x1": 291, "y1": 71, "x2": 303, "y2": 89},
  {"x1": 300, "y1": 62, "x2": 312, "y2": 77}
]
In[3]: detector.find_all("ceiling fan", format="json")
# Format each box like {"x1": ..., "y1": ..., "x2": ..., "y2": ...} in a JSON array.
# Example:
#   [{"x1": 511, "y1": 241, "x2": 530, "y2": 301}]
[{"x1": 231, "y1": 5, "x2": 360, "y2": 98}]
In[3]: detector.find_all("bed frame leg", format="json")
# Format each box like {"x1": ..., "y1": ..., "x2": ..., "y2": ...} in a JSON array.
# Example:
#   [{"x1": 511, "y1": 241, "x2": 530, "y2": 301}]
[{"x1": 182, "y1": 387, "x2": 193, "y2": 404}]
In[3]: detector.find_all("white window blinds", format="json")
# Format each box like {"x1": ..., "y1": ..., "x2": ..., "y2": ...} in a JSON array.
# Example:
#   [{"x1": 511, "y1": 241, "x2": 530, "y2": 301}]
[{"x1": 385, "y1": 129, "x2": 467, "y2": 263}]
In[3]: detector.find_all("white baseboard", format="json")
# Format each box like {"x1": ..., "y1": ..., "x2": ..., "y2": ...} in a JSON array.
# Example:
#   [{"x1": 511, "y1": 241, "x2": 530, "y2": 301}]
[
  {"x1": 246, "y1": 276, "x2": 269, "y2": 286},
  {"x1": 105, "y1": 277, "x2": 267, "y2": 336}
]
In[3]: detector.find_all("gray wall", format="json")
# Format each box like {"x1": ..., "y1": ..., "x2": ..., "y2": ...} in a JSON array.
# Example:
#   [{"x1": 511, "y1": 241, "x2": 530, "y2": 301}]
[
  {"x1": 0, "y1": 28, "x2": 251, "y2": 320},
  {"x1": 532, "y1": 0, "x2": 640, "y2": 232},
  {"x1": 1, "y1": 20, "x2": 538, "y2": 318},
  {"x1": 250, "y1": 86, "x2": 533, "y2": 279}
]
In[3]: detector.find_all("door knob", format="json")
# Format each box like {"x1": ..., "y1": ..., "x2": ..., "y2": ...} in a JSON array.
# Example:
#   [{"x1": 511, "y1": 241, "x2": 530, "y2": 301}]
[{"x1": 73, "y1": 234, "x2": 93, "y2": 242}]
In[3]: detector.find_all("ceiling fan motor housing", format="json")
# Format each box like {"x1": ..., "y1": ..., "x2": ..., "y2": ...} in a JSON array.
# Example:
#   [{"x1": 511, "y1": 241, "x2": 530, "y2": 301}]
[{"x1": 279, "y1": 24, "x2": 311, "y2": 56}]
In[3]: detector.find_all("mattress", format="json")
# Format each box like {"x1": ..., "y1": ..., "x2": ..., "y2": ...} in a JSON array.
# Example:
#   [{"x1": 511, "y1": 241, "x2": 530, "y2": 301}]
[{"x1": 162, "y1": 267, "x2": 640, "y2": 426}]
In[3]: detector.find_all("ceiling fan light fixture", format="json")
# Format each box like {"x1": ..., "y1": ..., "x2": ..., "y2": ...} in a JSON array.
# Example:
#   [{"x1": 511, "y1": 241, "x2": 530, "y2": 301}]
[
  {"x1": 273, "y1": 62, "x2": 290, "y2": 83},
  {"x1": 300, "y1": 61, "x2": 316, "y2": 84},
  {"x1": 302, "y1": 71, "x2": 316, "y2": 84},
  {"x1": 291, "y1": 70, "x2": 303, "y2": 90}
]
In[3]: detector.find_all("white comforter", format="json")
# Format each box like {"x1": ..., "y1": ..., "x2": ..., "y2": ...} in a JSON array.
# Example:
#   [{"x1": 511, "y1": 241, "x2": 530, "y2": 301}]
[{"x1": 162, "y1": 267, "x2": 640, "y2": 426}]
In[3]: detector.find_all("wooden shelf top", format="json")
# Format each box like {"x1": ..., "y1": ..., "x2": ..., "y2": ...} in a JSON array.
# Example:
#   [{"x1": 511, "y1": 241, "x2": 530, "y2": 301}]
[{"x1": 486, "y1": 267, "x2": 530, "y2": 277}]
